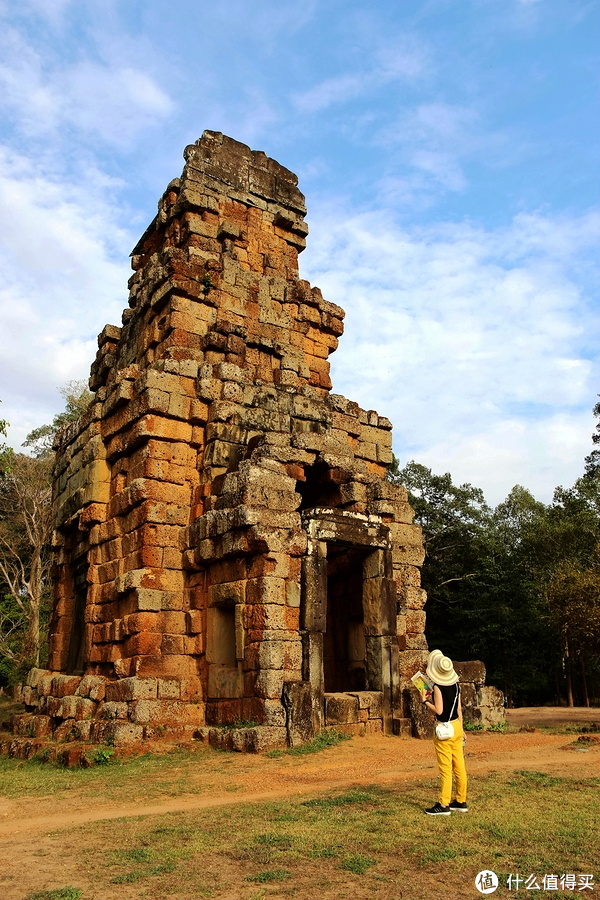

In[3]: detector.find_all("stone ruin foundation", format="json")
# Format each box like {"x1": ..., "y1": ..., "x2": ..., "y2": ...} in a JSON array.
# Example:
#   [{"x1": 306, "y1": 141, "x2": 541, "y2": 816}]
[
  {"x1": 8, "y1": 132, "x2": 503, "y2": 753},
  {"x1": 408, "y1": 662, "x2": 505, "y2": 740}
]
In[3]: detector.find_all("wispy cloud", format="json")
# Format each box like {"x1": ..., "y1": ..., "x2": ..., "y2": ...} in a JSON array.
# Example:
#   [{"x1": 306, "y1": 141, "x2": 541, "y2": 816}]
[
  {"x1": 302, "y1": 206, "x2": 598, "y2": 503},
  {"x1": 0, "y1": 22, "x2": 174, "y2": 148},
  {"x1": 377, "y1": 102, "x2": 510, "y2": 199},
  {"x1": 293, "y1": 74, "x2": 366, "y2": 114},
  {"x1": 292, "y1": 35, "x2": 429, "y2": 113}
]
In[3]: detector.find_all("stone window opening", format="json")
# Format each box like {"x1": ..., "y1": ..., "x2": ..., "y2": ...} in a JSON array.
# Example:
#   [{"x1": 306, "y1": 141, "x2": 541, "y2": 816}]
[{"x1": 297, "y1": 460, "x2": 341, "y2": 511}]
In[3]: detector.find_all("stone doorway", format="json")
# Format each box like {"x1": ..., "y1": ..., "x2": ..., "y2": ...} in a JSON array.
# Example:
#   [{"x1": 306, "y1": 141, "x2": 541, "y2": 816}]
[
  {"x1": 65, "y1": 551, "x2": 88, "y2": 676},
  {"x1": 298, "y1": 509, "x2": 399, "y2": 738},
  {"x1": 324, "y1": 544, "x2": 367, "y2": 692}
]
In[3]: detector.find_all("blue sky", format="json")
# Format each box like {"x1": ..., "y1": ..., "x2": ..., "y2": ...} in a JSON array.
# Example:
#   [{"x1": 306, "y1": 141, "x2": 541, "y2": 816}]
[{"x1": 0, "y1": 0, "x2": 597, "y2": 505}]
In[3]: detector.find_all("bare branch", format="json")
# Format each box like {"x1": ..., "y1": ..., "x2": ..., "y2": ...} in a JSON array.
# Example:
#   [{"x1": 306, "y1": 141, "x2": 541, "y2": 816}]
[{"x1": 437, "y1": 574, "x2": 477, "y2": 587}]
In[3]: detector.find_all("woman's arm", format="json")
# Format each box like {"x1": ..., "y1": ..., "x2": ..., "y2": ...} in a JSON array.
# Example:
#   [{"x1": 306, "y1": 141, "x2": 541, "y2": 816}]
[{"x1": 421, "y1": 685, "x2": 443, "y2": 715}]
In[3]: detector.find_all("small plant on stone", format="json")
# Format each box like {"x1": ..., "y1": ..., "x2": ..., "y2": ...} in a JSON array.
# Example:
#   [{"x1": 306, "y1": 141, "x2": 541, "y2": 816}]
[
  {"x1": 91, "y1": 747, "x2": 115, "y2": 766},
  {"x1": 464, "y1": 721, "x2": 484, "y2": 731},
  {"x1": 33, "y1": 747, "x2": 52, "y2": 763},
  {"x1": 201, "y1": 273, "x2": 216, "y2": 295},
  {"x1": 218, "y1": 719, "x2": 259, "y2": 731},
  {"x1": 487, "y1": 721, "x2": 508, "y2": 732}
]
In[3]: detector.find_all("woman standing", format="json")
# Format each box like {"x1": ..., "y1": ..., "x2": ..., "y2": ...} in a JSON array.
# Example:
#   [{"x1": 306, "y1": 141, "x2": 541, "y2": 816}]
[{"x1": 420, "y1": 649, "x2": 468, "y2": 816}]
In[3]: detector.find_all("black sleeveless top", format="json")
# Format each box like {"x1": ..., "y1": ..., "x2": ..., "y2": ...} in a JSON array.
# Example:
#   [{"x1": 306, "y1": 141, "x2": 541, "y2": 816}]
[{"x1": 435, "y1": 683, "x2": 460, "y2": 721}]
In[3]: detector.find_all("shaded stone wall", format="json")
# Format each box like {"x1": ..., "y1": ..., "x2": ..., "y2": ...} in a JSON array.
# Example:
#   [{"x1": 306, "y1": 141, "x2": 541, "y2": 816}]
[
  {"x1": 406, "y1": 661, "x2": 505, "y2": 738},
  {"x1": 21, "y1": 132, "x2": 430, "y2": 748}
]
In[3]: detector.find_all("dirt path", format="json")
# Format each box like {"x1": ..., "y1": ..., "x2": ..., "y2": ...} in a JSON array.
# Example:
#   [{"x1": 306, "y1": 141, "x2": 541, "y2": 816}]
[
  {"x1": 505, "y1": 706, "x2": 599, "y2": 728},
  {"x1": 0, "y1": 711, "x2": 598, "y2": 900},
  {"x1": 0, "y1": 717, "x2": 597, "y2": 840}
]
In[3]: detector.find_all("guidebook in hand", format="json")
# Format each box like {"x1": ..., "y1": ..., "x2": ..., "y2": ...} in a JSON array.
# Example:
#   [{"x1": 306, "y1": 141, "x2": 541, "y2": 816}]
[{"x1": 411, "y1": 671, "x2": 433, "y2": 694}]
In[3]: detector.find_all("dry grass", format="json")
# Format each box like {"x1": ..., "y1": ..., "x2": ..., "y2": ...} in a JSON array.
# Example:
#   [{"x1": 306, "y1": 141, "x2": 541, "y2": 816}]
[{"x1": 16, "y1": 769, "x2": 598, "y2": 900}]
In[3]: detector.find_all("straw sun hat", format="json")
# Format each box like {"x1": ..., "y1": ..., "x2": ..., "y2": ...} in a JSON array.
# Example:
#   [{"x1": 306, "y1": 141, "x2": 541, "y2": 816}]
[{"x1": 426, "y1": 649, "x2": 459, "y2": 686}]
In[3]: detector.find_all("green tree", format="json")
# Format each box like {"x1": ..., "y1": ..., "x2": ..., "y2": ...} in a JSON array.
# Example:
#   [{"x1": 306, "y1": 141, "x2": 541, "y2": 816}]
[
  {"x1": 583, "y1": 397, "x2": 600, "y2": 482},
  {"x1": 523, "y1": 477, "x2": 599, "y2": 706},
  {"x1": 389, "y1": 460, "x2": 572, "y2": 705},
  {"x1": 488, "y1": 486, "x2": 562, "y2": 705},
  {"x1": 0, "y1": 381, "x2": 92, "y2": 684},
  {"x1": 0, "y1": 452, "x2": 53, "y2": 677},
  {"x1": 547, "y1": 564, "x2": 599, "y2": 707},
  {"x1": 388, "y1": 459, "x2": 490, "y2": 594},
  {"x1": 22, "y1": 379, "x2": 92, "y2": 458},
  {"x1": 0, "y1": 408, "x2": 10, "y2": 475}
]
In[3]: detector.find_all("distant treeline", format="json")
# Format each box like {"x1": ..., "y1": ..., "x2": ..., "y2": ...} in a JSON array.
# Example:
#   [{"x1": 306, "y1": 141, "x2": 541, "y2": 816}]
[{"x1": 388, "y1": 424, "x2": 599, "y2": 707}]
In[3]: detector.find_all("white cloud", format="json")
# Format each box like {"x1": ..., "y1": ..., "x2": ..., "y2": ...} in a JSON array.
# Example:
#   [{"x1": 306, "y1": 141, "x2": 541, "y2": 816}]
[
  {"x1": 57, "y1": 63, "x2": 174, "y2": 146},
  {"x1": 302, "y1": 206, "x2": 599, "y2": 504},
  {"x1": 0, "y1": 146, "x2": 131, "y2": 447},
  {"x1": 418, "y1": 411, "x2": 591, "y2": 505},
  {"x1": 0, "y1": 25, "x2": 174, "y2": 146},
  {"x1": 377, "y1": 102, "x2": 510, "y2": 200}
]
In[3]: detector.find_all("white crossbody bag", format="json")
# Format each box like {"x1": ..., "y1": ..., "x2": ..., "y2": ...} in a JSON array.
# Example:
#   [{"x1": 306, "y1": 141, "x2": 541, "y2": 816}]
[{"x1": 434, "y1": 684, "x2": 459, "y2": 741}]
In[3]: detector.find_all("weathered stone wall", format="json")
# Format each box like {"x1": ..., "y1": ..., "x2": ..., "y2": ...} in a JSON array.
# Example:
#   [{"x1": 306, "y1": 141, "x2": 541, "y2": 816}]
[
  {"x1": 454, "y1": 661, "x2": 505, "y2": 727},
  {"x1": 406, "y1": 660, "x2": 505, "y2": 738},
  {"x1": 20, "y1": 132, "x2": 430, "y2": 748}
]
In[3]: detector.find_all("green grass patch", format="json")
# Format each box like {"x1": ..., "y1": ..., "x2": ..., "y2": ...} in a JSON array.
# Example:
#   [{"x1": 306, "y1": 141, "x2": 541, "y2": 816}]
[
  {"x1": 254, "y1": 831, "x2": 293, "y2": 846},
  {"x1": 245, "y1": 868, "x2": 290, "y2": 883},
  {"x1": 514, "y1": 769, "x2": 563, "y2": 786},
  {"x1": 302, "y1": 787, "x2": 382, "y2": 807},
  {"x1": 0, "y1": 745, "x2": 208, "y2": 801},
  {"x1": 487, "y1": 721, "x2": 508, "y2": 732},
  {"x1": 26, "y1": 890, "x2": 82, "y2": 900},
  {"x1": 309, "y1": 845, "x2": 339, "y2": 858},
  {"x1": 108, "y1": 842, "x2": 182, "y2": 884},
  {"x1": 286, "y1": 729, "x2": 351, "y2": 755},
  {"x1": 342, "y1": 853, "x2": 376, "y2": 874},
  {"x1": 419, "y1": 847, "x2": 458, "y2": 865}
]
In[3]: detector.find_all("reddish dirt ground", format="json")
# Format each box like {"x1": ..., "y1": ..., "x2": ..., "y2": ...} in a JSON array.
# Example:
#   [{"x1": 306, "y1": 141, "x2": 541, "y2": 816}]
[{"x1": 0, "y1": 708, "x2": 597, "y2": 900}]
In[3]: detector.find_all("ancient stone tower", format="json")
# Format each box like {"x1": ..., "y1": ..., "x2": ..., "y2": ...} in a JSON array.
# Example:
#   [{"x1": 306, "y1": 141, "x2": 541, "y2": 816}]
[{"x1": 22, "y1": 132, "x2": 429, "y2": 749}]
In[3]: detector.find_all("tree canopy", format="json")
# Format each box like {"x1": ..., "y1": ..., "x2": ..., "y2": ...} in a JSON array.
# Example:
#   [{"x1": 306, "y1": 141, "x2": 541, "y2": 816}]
[
  {"x1": 0, "y1": 382, "x2": 92, "y2": 685},
  {"x1": 388, "y1": 402, "x2": 599, "y2": 706}
]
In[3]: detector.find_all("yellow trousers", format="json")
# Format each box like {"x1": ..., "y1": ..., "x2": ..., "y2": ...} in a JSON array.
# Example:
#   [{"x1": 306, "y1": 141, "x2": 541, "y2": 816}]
[{"x1": 433, "y1": 719, "x2": 468, "y2": 807}]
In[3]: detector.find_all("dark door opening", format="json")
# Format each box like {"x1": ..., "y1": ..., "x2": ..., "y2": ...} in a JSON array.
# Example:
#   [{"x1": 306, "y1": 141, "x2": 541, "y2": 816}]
[
  {"x1": 66, "y1": 554, "x2": 88, "y2": 675},
  {"x1": 323, "y1": 545, "x2": 367, "y2": 692}
]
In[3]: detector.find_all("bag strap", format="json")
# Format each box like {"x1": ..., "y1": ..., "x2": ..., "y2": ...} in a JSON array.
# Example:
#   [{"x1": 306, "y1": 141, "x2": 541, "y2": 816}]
[{"x1": 447, "y1": 684, "x2": 459, "y2": 721}]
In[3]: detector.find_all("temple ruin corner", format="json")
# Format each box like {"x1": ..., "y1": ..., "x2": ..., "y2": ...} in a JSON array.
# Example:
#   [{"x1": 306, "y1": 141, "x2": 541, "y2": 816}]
[{"x1": 16, "y1": 131, "x2": 437, "y2": 750}]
